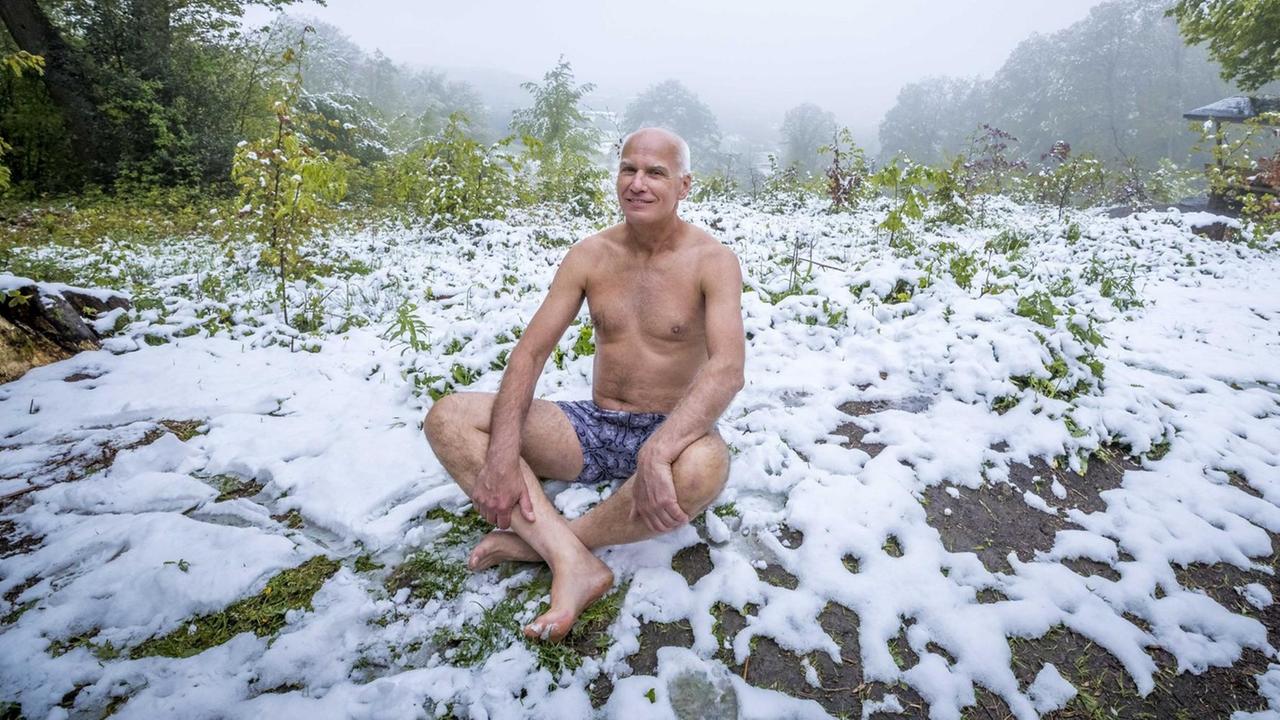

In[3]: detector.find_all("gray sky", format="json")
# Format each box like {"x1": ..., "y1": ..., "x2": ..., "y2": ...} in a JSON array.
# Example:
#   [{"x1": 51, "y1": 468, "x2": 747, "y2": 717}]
[{"x1": 247, "y1": 0, "x2": 1105, "y2": 145}]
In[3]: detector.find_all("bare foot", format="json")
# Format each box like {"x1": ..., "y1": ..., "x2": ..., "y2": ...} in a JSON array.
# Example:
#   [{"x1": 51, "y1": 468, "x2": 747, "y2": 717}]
[
  {"x1": 523, "y1": 556, "x2": 614, "y2": 642},
  {"x1": 467, "y1": 531, "x2": 541, "y2": 570}
]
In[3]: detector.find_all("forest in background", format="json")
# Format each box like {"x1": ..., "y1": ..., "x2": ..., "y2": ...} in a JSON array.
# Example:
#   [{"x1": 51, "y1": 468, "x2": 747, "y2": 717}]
[{"x1": 0, "y1": 0, "x2": 1276, "y2": 269}]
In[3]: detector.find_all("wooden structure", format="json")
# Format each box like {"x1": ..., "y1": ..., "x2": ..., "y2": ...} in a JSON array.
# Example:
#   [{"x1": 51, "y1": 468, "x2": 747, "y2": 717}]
[{"x1": 1184, "y1": 96, "x2": 1280, "y2": 211}]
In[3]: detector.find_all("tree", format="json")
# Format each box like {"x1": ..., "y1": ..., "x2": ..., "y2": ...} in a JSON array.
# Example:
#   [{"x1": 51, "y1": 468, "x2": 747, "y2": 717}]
[
  {"x1": 1, "y1": 0, "x2": 302, "y2": 190},
  {"x1": 510, "y1": 56, "x2": 600, "y2": 158},
  {"x1": 780, "y1": 103, "x2": 836, "y2": 175},
  {"x1": 510, "y1": 58, "x2": 607, "y2": 216},
  {"x1": 0, "y1": 0, "x2": 109, "y2": 182},
  {"x1": 1167, "y1": 0, "x2": 1280, "y2": 92},
  {"x1": 623, "y1": 80, "x2": 721, "y2": 172}
]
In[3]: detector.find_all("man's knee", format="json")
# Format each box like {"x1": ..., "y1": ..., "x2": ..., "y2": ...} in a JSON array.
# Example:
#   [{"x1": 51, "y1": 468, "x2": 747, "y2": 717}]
[
  {"x1": 671, "y1": 434, "x2": 730, "y2": 515},
  {"x1": 423, "y1": 392, "x2": 481, "y2": 449}
]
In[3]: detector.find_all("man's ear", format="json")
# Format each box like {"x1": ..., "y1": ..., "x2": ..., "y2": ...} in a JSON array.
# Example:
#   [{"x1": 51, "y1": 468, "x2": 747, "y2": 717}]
[{"x1": 679, "y1": 173, "x2": 692, "y2": 200}]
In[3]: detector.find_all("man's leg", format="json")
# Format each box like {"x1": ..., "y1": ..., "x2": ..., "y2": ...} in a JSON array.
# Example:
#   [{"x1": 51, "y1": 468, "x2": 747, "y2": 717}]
[
  {"x1": 469, "y1": 433, "x2": 731, "y2": 566},
  {"x1": 424, "y1": 392, "x2": 610, "y2": 641}
]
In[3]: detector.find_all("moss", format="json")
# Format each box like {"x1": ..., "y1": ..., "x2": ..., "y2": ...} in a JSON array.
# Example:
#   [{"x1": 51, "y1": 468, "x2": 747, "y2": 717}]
[
  {"x1": 384, "y1": 550, "x2": 467, "y2": 601},
  {"x1": 131, "y1": 555, "x2": 339, "y2": 659}
]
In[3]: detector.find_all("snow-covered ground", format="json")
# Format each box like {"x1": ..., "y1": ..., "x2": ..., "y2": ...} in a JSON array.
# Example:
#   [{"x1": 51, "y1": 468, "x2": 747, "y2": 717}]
[{"x1": 2, "y1": 199, "x2": 1278, "y2": 719}]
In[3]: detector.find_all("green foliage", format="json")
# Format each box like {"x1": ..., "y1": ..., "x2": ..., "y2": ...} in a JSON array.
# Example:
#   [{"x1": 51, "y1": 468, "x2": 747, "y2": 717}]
[
  {"x1": 1030, "y1": 142, "x2": 1107, "y2": 220},
  {"x1": 819, "y1": 127, "x2": 872, "y2": 212},
  {"x1": 382, "y1": 299, "x2": 430, "y2": 353},
  {"x1": 878, "y1": 0, "x2": 1244, "y2": 171},
  {"x1": 1082, "y1": 254, "x2": 1144, "y2": 311},
  {"x1": 231, "y1": 34, "x2": 351, "y2": 333},
  {"x1": 572, "y1": 323, "x2": 595, "y2": 357},
  {"x1": 925, "y1": 156, "x2": 975, "y2": 227},
  {"x1": 871, "y1": 157, "x2": 931, "y2": 251},
  {"x1": 0, "y1": 52, "x2": 44, "y2": 191},
  {"x1": 384, "y1": 549, "x2": 468, "y2": 601},
  {"x1": 511, "y1": 57, "x2": 599, "y2": 158},
  {"x1": 756, "y1": 154, "x2": 823, "y2": 213},
  {"x1": 689, "y1": 172, "x2": 739, "y2": 202},
  {"x1": 1194, "y1": 112, "x2": 1280, "y2": 245},
  {"x1": 1167, "y1": 0, "x2": 1280, "y2": 91},
  {"x1": 511, "y1": 58, "x2": 608, "y2": 218},
  {"x1": 370, "y1": 112, "x2": 521, "y2": 228},
  {"x1": 132, "y1": 556, "x2": 340, "y2": 658},
  {"x1": 424, "y1": 507, "x2": 489, "y2": 546}
]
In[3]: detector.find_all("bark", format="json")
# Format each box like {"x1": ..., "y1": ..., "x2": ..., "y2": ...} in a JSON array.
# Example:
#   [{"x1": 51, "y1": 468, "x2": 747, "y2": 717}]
[{"x1": 0, "y1": 0, "x2": 110, "y2": 181}]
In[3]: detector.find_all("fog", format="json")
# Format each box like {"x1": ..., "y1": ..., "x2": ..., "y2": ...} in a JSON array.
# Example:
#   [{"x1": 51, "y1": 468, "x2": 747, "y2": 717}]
[{"x1": 246, "y1": 0, "x2": 1105, "y2": 149}]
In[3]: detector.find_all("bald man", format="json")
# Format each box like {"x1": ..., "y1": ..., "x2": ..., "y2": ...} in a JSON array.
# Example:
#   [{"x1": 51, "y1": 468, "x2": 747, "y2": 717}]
[{"x1": 424, "y1": 128, "x2": 745, "y2": 640}]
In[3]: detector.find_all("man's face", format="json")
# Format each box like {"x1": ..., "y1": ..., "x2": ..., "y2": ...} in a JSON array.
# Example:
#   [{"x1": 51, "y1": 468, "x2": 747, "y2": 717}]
[{"x1": 616, "y1": 132, "x2": 691, "y2": 224}]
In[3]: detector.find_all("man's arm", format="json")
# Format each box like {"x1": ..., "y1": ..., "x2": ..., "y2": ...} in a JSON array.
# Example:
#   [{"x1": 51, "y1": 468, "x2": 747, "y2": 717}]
[
  {"x1": 633, "y1": 245, "x2": 746, "y2": 532},
  {"x1": 472, "y1": 243, "x2": 590, "y2": 528}
]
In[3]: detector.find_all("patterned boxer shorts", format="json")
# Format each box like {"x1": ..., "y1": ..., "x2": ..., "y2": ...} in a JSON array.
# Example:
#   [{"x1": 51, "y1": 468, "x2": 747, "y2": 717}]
[{"x1": 555, "y1": 400, "x2": 667, "y2": 484}]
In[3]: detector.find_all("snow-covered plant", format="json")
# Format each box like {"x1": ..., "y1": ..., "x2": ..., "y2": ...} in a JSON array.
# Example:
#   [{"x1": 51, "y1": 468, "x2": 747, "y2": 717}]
[
  {"x1": 754, "y1": 155, "x2": 823, "y2": 214},
  {"x1": 1195, "y1": 112, "x2": 1280, "y2": 246},
  {"x1": 871, "y1": 157, "x2": 931, "y2": 252},
  {"x1": 372, "y1": 112, "x2": 521, "y2": 229},
  {"x1": 232, "y1": 31, "x2": 352, "y2": 335},
  {"x1": 818, "y1": 127, "x2": 872, "y2": 213},
  {"x1": 1030, "y1": 142, "x2": 1107, "y2": 220}
]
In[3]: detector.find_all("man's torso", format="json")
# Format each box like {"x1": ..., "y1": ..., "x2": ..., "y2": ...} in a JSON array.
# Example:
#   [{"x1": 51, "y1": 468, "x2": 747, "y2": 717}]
[{"x1": 580, "y1": 223, "x2": 719, "y2": 414}]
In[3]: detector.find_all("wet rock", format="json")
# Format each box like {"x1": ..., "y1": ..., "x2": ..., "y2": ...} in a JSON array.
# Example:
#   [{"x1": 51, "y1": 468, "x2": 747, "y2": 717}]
[
  {"x1": 666, "y1": 665, "x2": 739, "y2": 720},
  {"x1": 0, "y1": 279, "x2": 130, "y2": 383}
]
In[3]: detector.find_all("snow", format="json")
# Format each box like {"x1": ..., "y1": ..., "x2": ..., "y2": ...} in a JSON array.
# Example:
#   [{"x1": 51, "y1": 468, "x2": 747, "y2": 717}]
[{"x1": 2, "y1": 200, "x2": 1279, "y2": 718}]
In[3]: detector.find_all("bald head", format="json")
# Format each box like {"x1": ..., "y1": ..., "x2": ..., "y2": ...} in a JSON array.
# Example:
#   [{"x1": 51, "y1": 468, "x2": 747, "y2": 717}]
[{"x1": 621, "y1": 128, "x2": 691, "y2": 177}]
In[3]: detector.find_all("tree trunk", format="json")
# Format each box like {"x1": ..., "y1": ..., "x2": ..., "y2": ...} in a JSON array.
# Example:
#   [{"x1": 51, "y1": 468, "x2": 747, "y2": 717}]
[{"x1": 0, "y1": 0, "x2": 110, "y2": 182}]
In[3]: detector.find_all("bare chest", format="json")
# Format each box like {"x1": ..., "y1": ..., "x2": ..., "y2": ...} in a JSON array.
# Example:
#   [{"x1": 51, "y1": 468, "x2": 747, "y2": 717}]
[{"x1": 587, "y1": 265, "x2": 704, "y2": 344}]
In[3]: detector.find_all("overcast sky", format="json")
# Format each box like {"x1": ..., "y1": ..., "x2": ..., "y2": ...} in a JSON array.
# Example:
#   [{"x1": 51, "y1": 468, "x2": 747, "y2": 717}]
[{"x1": 246, "y1": 0, "x2": 1106, "y2": 144}]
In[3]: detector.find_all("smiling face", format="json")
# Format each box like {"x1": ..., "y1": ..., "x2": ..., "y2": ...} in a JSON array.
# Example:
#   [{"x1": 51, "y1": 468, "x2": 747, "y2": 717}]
[{"x1": 616, "y1": 129, "x2": 692, "y2": 225}]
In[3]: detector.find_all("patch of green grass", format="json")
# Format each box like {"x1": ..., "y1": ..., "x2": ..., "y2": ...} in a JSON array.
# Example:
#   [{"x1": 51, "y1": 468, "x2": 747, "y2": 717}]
[
  {"x1": 354, "y1": 553, "x2": 384, "y2": 573},
  {"x1": 158, "y1": 419, "x2": 204, "y2": 441},
  {"x1": 2, "y1": 599, "x2": 34, "y2": 627},
  {"x1": 1146, "y1": 439, "x2": 1172, "y2": 461},
  {"x1": 212, "y1": 474, "x2": 263, "y2": 502},
  {"x1": 384, "y1": 550, "x2": 467, "y2": 602},
  {"x1": 131, "y1": 556, "x2": 339, "y2": 659},
  {"x1": 47, "y1": 628, "x2": 121, "y2": 660},
  {"x1": 882, "y1": 535, "x2": 904, "y2": 558},
  {"x1": 424, "y1": 507, "x2": 489, "y2": 546},
  {"x1": 435, "y1": 593, "x2": 526, "y2": 667},
  {"x1": 712, "y1": 503, "x2": 738, "y2": 519},
  {"x1": 272, "y1": 510, "x2": 304, "y2": 529}
]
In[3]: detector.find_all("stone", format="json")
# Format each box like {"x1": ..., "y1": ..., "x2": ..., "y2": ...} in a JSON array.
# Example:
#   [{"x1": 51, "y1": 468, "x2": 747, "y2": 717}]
[
  {"x1": 666, "y1": 665, "x2": 739, "y2": 720},
  {"x1": 0, "y1": 281, "x2": 131, "y2": 383}
]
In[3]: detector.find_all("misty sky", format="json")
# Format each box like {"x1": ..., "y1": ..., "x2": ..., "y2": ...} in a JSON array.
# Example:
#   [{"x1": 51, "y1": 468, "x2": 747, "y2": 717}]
[{"x1": 247, "y1": 0, "x2": 1106, "y2": 144}]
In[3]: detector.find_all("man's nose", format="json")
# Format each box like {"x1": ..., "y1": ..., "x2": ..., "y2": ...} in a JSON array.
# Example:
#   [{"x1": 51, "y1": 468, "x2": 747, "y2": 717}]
[{"x1": 627, "y1": 172, "x2": 648, "y2": 193}]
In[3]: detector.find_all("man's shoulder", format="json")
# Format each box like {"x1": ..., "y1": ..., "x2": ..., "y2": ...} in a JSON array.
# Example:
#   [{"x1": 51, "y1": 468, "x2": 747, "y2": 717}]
[{"x1": 682, "y1": 224, "x2": 740, "y2": 268}]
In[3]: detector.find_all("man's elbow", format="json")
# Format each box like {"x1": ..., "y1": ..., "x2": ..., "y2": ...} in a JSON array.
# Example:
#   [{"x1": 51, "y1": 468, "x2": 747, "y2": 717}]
[{"x1": 722, "y1": 363, "x2": 745, "y2": 394}]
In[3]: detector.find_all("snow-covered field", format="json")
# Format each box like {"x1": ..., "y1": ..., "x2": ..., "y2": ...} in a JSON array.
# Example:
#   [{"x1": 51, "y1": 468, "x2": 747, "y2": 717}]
[{"x1": 2, "y1": 199, "x2": 1278, "y2": 719}]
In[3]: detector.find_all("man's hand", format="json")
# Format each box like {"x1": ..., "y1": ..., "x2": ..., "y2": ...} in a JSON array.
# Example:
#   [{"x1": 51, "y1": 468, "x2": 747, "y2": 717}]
[
  {"x1": 631, "y1": 450, "x2": 689, "y2": 533},
  {"x1": 473, "y1": 459, "x2": 535, "y2": 529}
]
